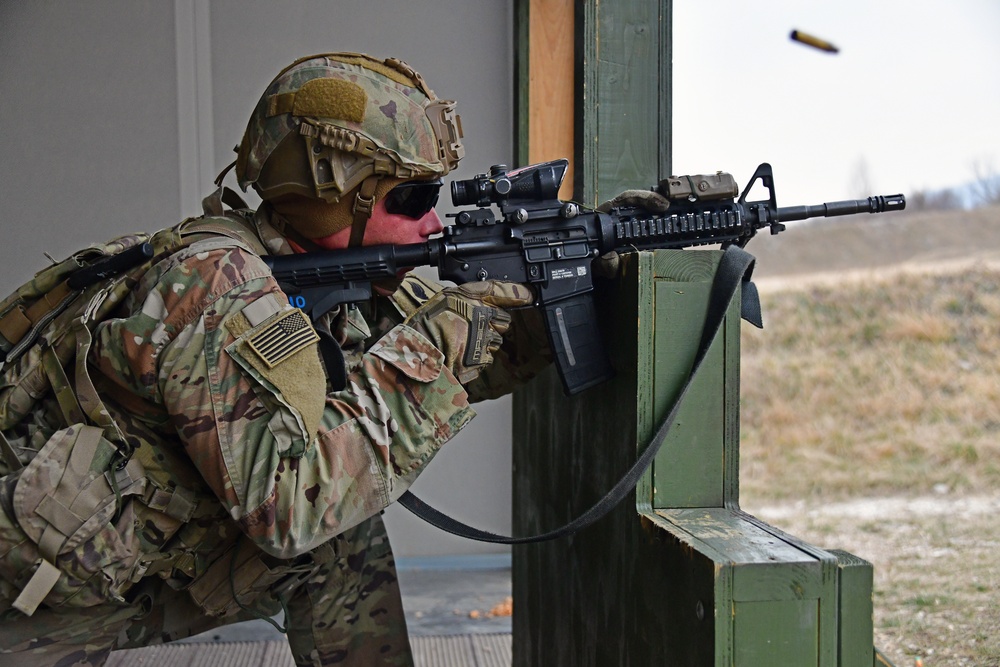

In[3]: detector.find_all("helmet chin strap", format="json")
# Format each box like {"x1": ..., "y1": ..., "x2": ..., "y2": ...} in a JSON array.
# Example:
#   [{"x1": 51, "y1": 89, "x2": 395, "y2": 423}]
[{"x1": 348, "y1": 175, "x2": 380, "y2": 247}]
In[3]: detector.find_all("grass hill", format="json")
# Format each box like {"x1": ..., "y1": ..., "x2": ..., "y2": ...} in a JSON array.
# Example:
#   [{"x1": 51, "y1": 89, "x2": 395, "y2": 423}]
[
  {"x1": 732, "y1": 205, "x2": 1000, "y2": 665},
  {"x1": 739, "y1": 204, "x2": 1000, "y2": 502},
  {"x1": 741, "y1": 261, "x2": 1000, "y2": 503}
]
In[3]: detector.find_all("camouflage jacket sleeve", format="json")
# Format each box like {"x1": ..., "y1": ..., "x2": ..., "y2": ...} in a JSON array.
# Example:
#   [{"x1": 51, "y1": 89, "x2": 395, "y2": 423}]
[
  {"x1": 390, "y1": 274, "x2": 553, "y2": 402},
  {"x1": 90, "y1": 243, "x2": 476, "y2": 558}
]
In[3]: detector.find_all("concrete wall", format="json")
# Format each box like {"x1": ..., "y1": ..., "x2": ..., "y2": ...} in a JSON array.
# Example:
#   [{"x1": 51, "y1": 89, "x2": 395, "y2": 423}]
[{"x1": 0, "y1": 0, "x2": 515, "y2": 557}]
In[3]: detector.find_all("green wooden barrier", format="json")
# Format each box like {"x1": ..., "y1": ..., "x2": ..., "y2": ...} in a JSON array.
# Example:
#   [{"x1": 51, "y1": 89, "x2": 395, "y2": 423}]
[{"x1": 512, "y1": 249, "x2": 877, "y2": 666}]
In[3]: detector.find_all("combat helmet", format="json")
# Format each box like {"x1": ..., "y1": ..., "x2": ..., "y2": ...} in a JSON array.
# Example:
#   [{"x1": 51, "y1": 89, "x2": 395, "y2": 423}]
[{"x1": 234, "y1": 53, "x2": 464, "y2": 246}]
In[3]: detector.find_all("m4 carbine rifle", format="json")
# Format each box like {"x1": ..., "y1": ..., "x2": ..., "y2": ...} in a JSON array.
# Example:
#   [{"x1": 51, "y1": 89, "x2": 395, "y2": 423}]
[{"x1": 266, "y1": 159, "x2": 905, "y2": 395}]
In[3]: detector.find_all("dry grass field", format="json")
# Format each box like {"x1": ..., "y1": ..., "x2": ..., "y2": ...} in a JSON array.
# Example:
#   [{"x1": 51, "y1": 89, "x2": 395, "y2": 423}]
[{"x1": 736, "y1": 205, "x2": 1000, "y2": 666}]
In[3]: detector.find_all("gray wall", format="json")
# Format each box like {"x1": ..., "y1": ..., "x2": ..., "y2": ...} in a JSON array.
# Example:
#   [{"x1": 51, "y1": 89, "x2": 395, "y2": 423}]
[{"x1": 0, "y1": 0, "x2": 515, "y2": 558}]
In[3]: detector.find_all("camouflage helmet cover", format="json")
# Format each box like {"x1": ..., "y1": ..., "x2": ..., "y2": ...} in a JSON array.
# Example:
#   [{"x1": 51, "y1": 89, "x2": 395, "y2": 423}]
[{"x1": 236, "y1": 53, "x2": 464, "y2": 204}]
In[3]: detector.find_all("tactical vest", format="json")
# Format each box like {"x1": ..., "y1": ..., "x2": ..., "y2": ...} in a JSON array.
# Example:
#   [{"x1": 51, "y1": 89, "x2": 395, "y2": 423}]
[{"x1": 0, "y1": 188, "x2": 268, "y2": 616}]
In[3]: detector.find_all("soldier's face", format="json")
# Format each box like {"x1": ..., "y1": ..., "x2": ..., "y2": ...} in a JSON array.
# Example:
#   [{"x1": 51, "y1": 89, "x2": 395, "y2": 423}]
[
  {"x1": 309, "y1": 197, "x2": 444, "y2": 250},
  {"x1": 361, "y1": 199, "x2": 445, "y2": 246}
]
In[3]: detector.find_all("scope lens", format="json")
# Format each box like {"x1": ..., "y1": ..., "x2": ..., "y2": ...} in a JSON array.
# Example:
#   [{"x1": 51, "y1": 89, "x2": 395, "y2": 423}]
[{"x1": 451, "y1": 179, "x2": 479, "y2": 206}]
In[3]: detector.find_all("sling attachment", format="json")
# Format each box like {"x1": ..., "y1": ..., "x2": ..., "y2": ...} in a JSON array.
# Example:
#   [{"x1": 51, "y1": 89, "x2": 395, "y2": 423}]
[
  {"x1": 399, "y1": 245, "x2": 759, "y2": 544},
  {"x1": 277, "y1": 220, "x2": 328, "y2": 254},
  {"x1": 214, "y1": 159, "x2": 238, "y2": 187},
  {"x1": 348, "y1": 175, "x2": 380, "y2": 248},
  {"x1": 740, "y1": 270, "x2": 763, "y2": 329},
  {"x1": 318, "y1": 330, "x2": 348, "y2": 392},
  {"x1": 202, "y1": 185, "x2": 249, "y2": 217},
  {"x1": 0, "y1": 431, "x2": 21, "y2": 472}
]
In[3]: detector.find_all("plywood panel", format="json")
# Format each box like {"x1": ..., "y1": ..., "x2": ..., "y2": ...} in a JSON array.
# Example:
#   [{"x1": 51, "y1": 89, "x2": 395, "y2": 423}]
[{"x1": 527, "y1": 0, "x2": 575, "y2": 198}]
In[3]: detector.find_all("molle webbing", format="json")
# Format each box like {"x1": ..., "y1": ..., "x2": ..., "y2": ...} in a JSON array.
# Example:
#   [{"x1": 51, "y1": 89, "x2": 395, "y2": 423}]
[
  {"x1": 141, "y1": 482, "x2": 211, "y2": 523},
  {"x1": 191, "y1": 186, "x2": 269, "y2": 256},
  {"x1": 42, "y1": 345, "x2": 86, "y2": 427},
  {"x1": 0, "y1": 281, "x2": 74, "y2": 358}
]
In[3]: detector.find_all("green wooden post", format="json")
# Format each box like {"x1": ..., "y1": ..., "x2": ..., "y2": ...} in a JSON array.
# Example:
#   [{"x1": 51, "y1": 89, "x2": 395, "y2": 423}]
[
  {"x1": 512, "y1": 250, "x2": 877, "y2": 666},
  {"x1": 513, "y1": 251, "x2": 724, "y2": 665},
  {"x1": 574, "y1": 0, "x2": 672, "y2": 205}
]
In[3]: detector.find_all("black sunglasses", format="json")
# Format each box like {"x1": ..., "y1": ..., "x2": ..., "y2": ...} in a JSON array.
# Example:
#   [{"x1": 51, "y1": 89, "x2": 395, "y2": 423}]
[{"x1": 384, "y1": 179, "x2": 443, "y2": 219}]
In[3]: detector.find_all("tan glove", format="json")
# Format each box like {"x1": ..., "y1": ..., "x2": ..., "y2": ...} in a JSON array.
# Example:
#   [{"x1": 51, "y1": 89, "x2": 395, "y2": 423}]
[
  {"x1": 596, "y1": 189, "x2": 670, "y2": 214},
  {"x1": 404, "y1": 281, "x2": 536, "y2": 385},
  {"x1": 594, "y1": 189, "x2": 672, "y2": 278}
]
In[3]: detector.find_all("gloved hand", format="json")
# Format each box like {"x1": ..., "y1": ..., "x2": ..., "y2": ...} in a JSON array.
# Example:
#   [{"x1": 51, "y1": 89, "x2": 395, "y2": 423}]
[
  {"x1": 596, "y1": 189, "x2": 670, "y2": 214},
  {"x1": 594, "y1": 189, "x2": 671, "y2": 278},
  {"x1": 404, "y1": 281, "x2": 536, "y2": 385}
]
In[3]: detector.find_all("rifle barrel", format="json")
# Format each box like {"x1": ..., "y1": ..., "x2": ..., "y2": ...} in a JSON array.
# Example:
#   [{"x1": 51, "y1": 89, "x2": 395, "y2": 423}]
[{"x1": 776, "y1": 194, "x2": 905, "y2": 223}]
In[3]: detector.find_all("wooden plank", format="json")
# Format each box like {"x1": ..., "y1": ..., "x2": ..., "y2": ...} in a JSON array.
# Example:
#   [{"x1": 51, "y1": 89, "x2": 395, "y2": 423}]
[
  {"x1": 829, "y1": 549, "x2": 875, "y2": 667},
  {"x1": 644, "y1": 250, "x2": 742, "y2": 509},
  {"x1": 651, "y1": 509, "x2": 820, "y2": 569},
  {"x1": 639, "y1": 250, "x2": 742, "y2": 510},
  {"x1": 646, "y1": 506, "x2": 837, "y2": 666},
  {"x1": 651, "y1": 280, "x2": 727, "y2": 508},
  {"x1": 740, "y1": 513, "x2": 841, "y2": 667},
  {"x1": 525, "y1": 0, "x2": 575, "y2": 199},
  {"x1": 634, "y1": 252, "x2": 657, "y2": 514},
  {"x1": 513, "y1": 4, "x2": 681, "y2": 662},
  {"x1": 577, "y1": 0, "x2": 672, "y2": 205},
  {"x1": 734, "y1": 599, "x2": 820, "y2": 664},
  {"x1": 513, "y1": 0, "x2": 530, "y2": 169}
]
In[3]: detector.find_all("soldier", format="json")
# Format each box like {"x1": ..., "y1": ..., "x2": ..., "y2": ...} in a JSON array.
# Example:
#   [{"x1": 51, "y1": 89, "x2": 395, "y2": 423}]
[{"x1": 0, "y1": 53, "x2": 546, "y2": 666}]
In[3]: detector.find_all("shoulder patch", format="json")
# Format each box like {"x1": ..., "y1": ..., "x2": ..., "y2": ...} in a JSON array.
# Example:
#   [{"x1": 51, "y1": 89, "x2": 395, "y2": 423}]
[
  {"x1": 245, "y1": 309, "x2": 319, "y2": 369},
  {"x1": 225, "y1": 307, "x2": 326, "y2": 450}
]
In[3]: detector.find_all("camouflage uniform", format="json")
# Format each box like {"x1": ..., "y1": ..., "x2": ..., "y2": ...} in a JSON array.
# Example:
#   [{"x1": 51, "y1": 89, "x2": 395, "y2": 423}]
[
  {"x1": 0, "y1": 52, "x2": 548, "y2": 667},
  {"x1": 0, "y1": 205, "x2": 477, "y2": 666}
]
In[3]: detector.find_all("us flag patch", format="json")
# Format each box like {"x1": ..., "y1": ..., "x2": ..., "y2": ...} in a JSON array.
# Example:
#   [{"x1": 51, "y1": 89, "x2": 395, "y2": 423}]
[{"x1": 245, "y1": 309, "x2": 319, "y2": 368}]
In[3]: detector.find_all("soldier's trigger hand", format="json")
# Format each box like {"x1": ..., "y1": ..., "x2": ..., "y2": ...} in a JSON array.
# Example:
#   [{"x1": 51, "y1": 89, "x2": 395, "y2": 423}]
[
  {"x1": 404, "y1": 281, "x2": 534, "y2": 385},
  {"x1": 597, "y1": 189, "x2": 670, "y2": 213},
  {"x1": 449, "y1": 281, "x2": 536, "y2": 309}
]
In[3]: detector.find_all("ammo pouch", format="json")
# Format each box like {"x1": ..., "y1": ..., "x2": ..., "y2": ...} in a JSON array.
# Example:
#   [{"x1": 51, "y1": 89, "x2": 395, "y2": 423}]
[
  {"x1": 0, "y1": 424, "x2": 146, "y2": 615},
  {"x1": 185, "y1": 538, "x2": 321, "y2": 618}
]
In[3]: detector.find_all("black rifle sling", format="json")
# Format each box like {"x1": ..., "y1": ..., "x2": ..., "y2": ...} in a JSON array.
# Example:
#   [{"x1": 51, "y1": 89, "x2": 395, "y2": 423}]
[{"x1": 399, "y1": 246, "x2": 758, "y2": 544}]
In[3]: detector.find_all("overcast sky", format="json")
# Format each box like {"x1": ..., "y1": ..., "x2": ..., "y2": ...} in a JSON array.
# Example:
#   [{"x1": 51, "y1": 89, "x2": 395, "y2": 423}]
[{"x1": 671, "y1": 0, "x2": 1000, "y2": 207}]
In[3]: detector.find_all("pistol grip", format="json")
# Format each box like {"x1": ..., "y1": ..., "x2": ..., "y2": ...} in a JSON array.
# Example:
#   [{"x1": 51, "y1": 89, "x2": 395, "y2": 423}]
[{"x1": 541, "y1": 293, "x2": 615, "y2": 395}]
